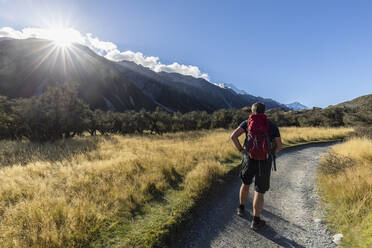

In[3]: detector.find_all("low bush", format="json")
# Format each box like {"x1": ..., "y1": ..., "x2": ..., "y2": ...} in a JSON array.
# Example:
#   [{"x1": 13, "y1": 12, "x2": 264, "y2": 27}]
[{"x1": 318, "y1": 151, "x2": 354, "y2": 175}]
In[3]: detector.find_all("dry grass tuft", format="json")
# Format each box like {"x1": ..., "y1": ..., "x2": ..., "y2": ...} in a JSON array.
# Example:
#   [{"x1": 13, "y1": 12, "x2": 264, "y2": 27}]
[
  {"x1": 318, "y1": 151, "x2": 355, "y2": 175},
  {"x1": 0, "y1": 127, "x2": 352, "y2": 247},
  {"x1": 318, "y1": 138, "x2": 372, "y2": 247},
  {"x1": 331, "y1": 137, "x2": 372, "y2": 162}
]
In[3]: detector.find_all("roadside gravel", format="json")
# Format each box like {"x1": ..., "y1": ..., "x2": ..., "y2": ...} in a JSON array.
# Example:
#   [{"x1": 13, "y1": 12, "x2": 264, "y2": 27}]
[{"x1": 172, "y1": 143, "x2": 336, "y2": 248}]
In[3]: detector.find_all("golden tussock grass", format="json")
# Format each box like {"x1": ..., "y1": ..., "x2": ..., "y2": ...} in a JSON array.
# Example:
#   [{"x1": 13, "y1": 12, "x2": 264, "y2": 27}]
[
  {"x1": 279, "y1": 127, "x2": 354, "y2": 145},
  {"x1": 318, "y1": 137, "x2": 372, "y2": 247},
  {"x1": 331, "y1": 137, "x2": 372, "y2": 162},
  {"x1": 0, "y1": 127, "x2": 352, "y2": 247}
]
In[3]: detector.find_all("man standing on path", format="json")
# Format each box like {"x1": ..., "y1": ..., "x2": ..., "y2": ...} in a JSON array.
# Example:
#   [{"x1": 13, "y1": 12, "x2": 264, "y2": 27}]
[{"x1": 230, "y1": 102, "x2": 282, "y2": 230}]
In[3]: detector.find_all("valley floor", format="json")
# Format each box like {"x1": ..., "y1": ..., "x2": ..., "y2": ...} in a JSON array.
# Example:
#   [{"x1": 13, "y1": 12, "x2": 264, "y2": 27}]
[{"x1": 0, "y1": 127, "x2": 351, "y2": 247}]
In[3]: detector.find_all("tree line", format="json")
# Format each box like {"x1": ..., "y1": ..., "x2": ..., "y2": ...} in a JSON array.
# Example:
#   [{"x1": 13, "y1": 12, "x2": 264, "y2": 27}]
[
  {"x1": 0, "y1": 84, "x2": 369, "y2": 142},
  {"x1": 267, "y1": 104, "x2": 371, "y2": 128},
  {"x1": 0, "y1": 85, "x2": 251, "y2": 141}
]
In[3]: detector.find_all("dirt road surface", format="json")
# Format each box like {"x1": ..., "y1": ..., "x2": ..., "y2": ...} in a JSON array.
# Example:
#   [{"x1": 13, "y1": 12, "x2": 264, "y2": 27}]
[{"x1": 172, "y1": 143, "x2": 336, "y2": 248}]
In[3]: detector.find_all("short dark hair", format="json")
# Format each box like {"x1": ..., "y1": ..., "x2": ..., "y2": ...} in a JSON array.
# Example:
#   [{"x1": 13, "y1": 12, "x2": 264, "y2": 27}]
[{"x1": 252, "y1": 102, "x2": 265, "y2": 114}]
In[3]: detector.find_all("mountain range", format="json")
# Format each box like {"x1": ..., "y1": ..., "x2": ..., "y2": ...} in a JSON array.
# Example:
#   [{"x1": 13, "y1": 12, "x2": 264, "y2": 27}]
[{"x1": 0, "y1": 38, "x2": 290, "y2": 112}]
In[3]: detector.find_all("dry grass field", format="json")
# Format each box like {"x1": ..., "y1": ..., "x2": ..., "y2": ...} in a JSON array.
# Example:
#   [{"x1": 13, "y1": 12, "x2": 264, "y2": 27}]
[
  {"x1": 318, "y1": 137, "x2": 372, "y2": 247},
  {"x1": 0, "y1": 127, "x2": 352, "y2": 247}
]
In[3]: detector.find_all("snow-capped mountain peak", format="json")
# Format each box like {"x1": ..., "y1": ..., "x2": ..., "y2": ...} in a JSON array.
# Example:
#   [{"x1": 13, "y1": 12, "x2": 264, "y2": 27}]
[{"x1": 285, "y1": 102, "x2": 308, "y2": 111}]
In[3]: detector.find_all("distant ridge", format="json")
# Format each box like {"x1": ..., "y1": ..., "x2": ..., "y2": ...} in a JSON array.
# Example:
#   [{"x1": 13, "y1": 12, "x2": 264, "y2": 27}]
[
  {"x1": 0, "y1": 38, "x2": 288, "y2": 112},
  {"x1": 334, "y1": 94, "x2": 372, "y2": 109},
  {"x1": 214, "y1": 83, "x2": 248, "y2": 95}
]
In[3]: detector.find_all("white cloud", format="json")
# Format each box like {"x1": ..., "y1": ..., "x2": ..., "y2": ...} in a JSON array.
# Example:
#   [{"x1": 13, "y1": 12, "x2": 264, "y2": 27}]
[
  {"x1": 0, "y1": 27, "x2": 26, "y2": 39},
  {"x1": 85, "y1": 33, "x2": 117, "y2": 55},
  {"x1": 105, "y1": 50, "x2": 210, "y2": 81},
  {"x1": 0, "y1": 26, "x2": 210, "y2": 81},
  {"x1": 156, "y1": 62, "x2": 210, "y2": 81}
]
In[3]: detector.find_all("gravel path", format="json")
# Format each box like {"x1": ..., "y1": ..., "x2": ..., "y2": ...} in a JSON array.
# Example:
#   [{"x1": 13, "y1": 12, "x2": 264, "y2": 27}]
[{"x1": 172, "y1": 143, "x2": 336, "y2": 248}]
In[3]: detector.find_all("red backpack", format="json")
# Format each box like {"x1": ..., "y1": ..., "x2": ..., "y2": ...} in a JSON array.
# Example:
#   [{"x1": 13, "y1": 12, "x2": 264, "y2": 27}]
[{"x1": 246, "y1": 114, "x2": 270, "y2": 160}]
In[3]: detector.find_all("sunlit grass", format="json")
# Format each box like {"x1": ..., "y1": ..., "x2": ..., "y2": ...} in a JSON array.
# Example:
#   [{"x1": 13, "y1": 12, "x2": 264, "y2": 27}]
[
  {"x1": 331, "y1": 137, "x2": 372, "y2": 162},
  {"x1": 280, "y1": 127, "x2": 354, "y2": 145},
  {"x1": 0, "y1": 127, "x2": 352, "y2": 247},
  {"x1": 318, "y1": 137, "x2": 372, "y2": 247}
]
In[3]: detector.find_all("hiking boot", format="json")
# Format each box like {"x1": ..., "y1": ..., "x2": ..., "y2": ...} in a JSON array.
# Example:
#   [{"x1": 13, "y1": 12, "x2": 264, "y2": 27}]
[
  {"x1": 250, "y1": 218, "x2": 266, "y2": 230},
  {"x1": 237, "y1": 205, "x2": 245, "y2": 217}
]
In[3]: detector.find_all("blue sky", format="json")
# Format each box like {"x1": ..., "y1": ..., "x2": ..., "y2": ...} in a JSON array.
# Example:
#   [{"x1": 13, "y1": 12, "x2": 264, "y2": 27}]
[{"x1": 0, "y1": 0, "x2": 372, "y2": 107}]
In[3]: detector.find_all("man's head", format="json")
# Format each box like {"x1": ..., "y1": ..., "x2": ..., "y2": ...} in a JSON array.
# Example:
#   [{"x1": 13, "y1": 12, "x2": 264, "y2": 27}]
[{"x1": 252, "y1": 102, "x2": 265, "y2": 114}]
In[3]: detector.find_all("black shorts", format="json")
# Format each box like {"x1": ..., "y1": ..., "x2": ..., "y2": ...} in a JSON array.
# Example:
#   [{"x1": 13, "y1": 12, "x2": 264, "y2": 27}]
[{"x1": 240, "y1": 154, "x2": 272, "y2": 194}]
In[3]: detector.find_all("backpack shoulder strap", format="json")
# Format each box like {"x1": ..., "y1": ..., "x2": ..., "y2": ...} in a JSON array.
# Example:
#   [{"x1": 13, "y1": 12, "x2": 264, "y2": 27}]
[
  {"x1": 243, "y1": 128, "x2": 249, "y2": 152},
  {"x1": 265, "y1": 131, "x2": 277, "y2": 171},
  {"x1": 264, "y1": 128, "x2": 277, "y2": 171}
]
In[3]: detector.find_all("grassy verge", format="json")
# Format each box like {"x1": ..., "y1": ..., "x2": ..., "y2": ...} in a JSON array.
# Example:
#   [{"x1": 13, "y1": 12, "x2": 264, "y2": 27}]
[
  {"x1": 0, "y1": 127, "x2": 352, "y2": 247},
  {"x1": 318, "y1": 137, "x2": 372, "y2": 247}
]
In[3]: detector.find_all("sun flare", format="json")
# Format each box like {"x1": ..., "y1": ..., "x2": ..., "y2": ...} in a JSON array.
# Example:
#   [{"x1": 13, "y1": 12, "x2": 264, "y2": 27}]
[{"x1": 46, "y1": 28, "x2": 82, "y2": 48}]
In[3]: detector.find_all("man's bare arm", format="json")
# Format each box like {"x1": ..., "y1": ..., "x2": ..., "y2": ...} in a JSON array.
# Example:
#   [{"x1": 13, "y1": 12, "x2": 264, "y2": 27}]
[
  {"x1": 230, "y1": 127, "x2": 245, "y2": 153},
  {"x1": 274, "y1": 137, "x2": 282, "y2": 154}
]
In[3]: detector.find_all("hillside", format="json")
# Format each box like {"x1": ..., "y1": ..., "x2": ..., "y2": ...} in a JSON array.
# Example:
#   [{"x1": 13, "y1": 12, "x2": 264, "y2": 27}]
[
  {"x1": 267, "y1": 94, "x2": 372, "y2": 127},
  {"x1": 0, "y1": 38, "x2": 287, "y2": 112},
  {"x1": 334, "y1": 94, "x2": 372, "y2": 110}
]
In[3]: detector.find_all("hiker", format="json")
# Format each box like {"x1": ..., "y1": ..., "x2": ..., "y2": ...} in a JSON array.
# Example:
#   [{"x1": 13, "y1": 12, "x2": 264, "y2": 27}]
[{"x1": 230, "y1": 102, "x2": 282, "y2": 230}]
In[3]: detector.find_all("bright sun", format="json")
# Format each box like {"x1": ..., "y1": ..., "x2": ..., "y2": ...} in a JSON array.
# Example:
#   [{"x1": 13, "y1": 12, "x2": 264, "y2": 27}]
[{"x1": 46, "y1": 28, "x2": 81, "y2": 48}]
